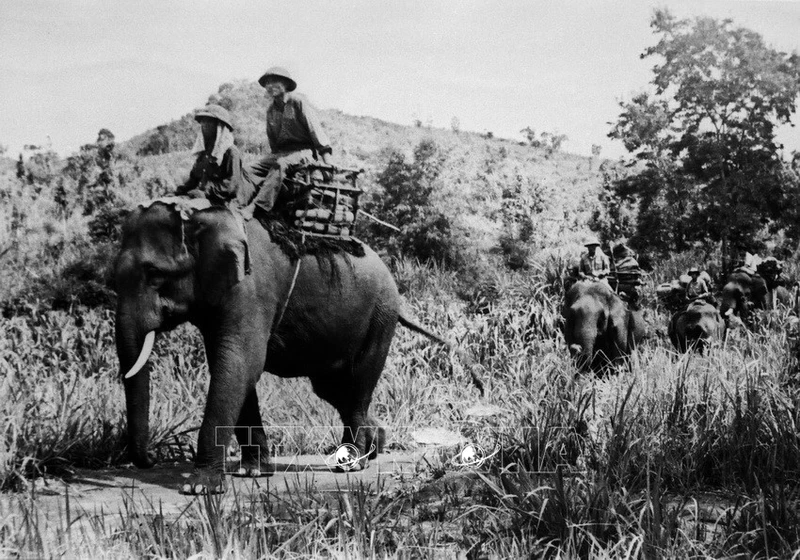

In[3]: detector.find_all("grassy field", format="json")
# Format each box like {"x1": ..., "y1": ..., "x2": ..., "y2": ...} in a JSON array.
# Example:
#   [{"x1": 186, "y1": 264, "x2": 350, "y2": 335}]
[
  {"x1": 3, "y1": 255, "x2": 800, "y2": 558},
  {"x1": 3, "y1": 99, "x2": 800, "y2": 557}
]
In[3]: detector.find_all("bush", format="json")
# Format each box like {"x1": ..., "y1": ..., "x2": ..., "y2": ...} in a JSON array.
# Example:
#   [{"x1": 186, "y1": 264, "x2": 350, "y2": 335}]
[{"x1": 361, "y1": 139, "x2": 465, "y2": 267}]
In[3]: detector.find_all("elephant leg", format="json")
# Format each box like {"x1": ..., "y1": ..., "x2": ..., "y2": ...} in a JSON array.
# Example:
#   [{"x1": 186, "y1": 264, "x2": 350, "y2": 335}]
[
  {"x1": 183, "y1": 323, "x2": 270, "y2": 495},
  {"x1": 311, "y1": 373, "x2": 379, "y2": 470},
  {"x1": 310, "y1": 325, "x2": 393, "y2": 468},
  {"x1": 233, "y1": 387, "x2": 273, "y2": 477}
]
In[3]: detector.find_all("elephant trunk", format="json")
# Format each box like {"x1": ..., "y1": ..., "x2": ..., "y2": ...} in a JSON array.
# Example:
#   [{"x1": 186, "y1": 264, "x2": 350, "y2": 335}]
[{"x1": 116, "y1": 309, "x2": 156, "y2": 468}]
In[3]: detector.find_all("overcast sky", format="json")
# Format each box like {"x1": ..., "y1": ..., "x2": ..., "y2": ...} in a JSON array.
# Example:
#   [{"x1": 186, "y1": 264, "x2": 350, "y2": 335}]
[{"x1": 2, "y1": 0, "x2": 800, "y2": 159}]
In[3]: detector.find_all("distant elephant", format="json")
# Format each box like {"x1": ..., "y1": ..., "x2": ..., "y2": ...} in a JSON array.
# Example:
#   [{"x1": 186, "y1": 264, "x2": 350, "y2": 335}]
[
  {"x1": 719, "y1": 267, "x2": 792, "y2": 322},
  {"x1": 561, "y1": 280, "x2": 645, "y2": 373},
  {"x1": 115, "y1": 200, "x2": 481, "y2": 494},
  {"x1": 668, "y1": 299, "x2": 726, "y2": 353}
]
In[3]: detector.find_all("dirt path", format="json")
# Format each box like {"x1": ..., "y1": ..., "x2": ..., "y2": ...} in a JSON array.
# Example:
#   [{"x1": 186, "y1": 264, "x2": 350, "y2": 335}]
[{"x1": 1, "y1": 450, "x2": 427, "y2": 523}]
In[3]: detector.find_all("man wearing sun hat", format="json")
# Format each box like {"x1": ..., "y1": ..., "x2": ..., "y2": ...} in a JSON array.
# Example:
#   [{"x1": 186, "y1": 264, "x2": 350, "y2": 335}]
[
  {"x1": 578, "y1": 235, "x2": 610, "y2": 281},
  {"x1": 685, "y1": 266, "x2": 712, "y2": 300},
  {"x1": 175, "y1": 103, "x2": 255, "y2": 207},
  {"x1": 248, "y1": 66, "x2": 332, "y2": 218}
]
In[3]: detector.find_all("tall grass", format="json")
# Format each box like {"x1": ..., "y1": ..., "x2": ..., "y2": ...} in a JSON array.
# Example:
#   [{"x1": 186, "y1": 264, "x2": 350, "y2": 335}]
[{"x1": 4, "y1": 257, "x2": 800, "y2": 556}]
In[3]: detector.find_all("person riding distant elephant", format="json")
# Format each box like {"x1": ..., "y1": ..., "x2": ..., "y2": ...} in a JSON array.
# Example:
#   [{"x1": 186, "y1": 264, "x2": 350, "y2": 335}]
[
  {"x1": 578, "y1": 236, "x2": 610, "y2": 281},
  {"x1": 685, "y1": 267, "x2": 712, "y2": 301},
  {"x1": 561, "y1": 279, "x2": 645, "y2": 373},
  {"x1": 247, "y1": 67, "x2": 332, "y2": 219},
  {"x1": 175, "y1": 104, "x2": 256, "y2": 208}
]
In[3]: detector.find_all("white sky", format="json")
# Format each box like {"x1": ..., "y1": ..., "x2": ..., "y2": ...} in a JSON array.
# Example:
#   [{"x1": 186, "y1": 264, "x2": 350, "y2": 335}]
[{"x1": 2, "y1": 0, "x2": 800, "y2": 159}]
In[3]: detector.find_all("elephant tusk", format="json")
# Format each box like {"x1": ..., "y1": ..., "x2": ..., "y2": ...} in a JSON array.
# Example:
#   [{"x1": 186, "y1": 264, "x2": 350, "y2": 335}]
[{"x1": 124, "y1": 331, "x2": 156, "y2": 379}]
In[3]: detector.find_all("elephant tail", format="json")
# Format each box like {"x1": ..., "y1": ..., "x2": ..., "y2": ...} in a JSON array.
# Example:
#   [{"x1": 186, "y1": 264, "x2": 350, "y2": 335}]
[{"x1": 398, "y1": 310, "x2": 485, "y2": 397}]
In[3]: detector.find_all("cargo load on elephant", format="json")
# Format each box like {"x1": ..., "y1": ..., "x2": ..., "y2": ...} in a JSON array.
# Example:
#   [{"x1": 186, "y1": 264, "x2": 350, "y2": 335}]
[
  {"x1": 255, "y1": 163, "x2": 368, "y2": 258},
  {"x1": 283, "y1": 163, "x2": 364, "y2": 239},
  {"x1": 609, "y1": 243, "x2": 643, "y2": 308}
]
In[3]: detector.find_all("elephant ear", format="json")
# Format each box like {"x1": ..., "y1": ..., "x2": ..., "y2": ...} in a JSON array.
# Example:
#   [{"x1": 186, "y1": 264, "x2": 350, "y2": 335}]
[{"x1": 192, "y1": 210, "x2": 249, "y2": 306}]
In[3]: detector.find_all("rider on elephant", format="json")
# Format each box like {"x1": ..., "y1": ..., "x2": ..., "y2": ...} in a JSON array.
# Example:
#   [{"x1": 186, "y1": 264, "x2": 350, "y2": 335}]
[
  {"x1": 685, "y1": 267, "x2": 713, "y2": 301},
  {"x1": 247, "y1": 66, "x2": 332, "y2": 220},
  {"x1": 578, "y1": 236, "x2": 610, "y2": 282},
  {"x1": 175, "y1": 104, "x2": 256, "y2": 208}
]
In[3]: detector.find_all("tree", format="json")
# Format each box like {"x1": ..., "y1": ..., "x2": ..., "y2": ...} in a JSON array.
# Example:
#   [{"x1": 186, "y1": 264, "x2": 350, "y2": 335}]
[
  {"x1": 361, "y1": 139, "x2": 462, "y2": 266},
  {"x1": 608, "y1": 9, "x2": 800, "y2": 265}
]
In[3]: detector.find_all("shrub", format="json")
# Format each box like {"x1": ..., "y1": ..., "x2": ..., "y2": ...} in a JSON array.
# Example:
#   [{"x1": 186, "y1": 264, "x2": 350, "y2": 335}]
[{"x1": 361, "y1": 139, "x2": 465, "y2": 267}]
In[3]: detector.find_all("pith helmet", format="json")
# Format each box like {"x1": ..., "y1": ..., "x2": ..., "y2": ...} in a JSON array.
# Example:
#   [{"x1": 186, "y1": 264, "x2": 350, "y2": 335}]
[
  {"x1": 194, "y1": 104, "x2": 234, "y2": 130},
  {"x1": 688, "y1": 267, "x2": 700, "y2": 274},
  {"x1": 258, "y1": 66, "x2": 297, "y2": 91},
  {"x1": 584, "y1": 235, "x2": 600, "y2": 247}
]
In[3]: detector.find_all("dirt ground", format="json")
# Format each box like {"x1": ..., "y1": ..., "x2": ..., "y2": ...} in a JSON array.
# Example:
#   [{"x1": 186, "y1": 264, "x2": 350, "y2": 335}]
[{"x1": 0, "y1": 450, "x2": 433, "y2": 524}]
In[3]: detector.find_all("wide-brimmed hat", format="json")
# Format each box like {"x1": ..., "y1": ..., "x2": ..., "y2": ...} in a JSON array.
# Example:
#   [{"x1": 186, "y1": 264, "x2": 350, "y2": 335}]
[
  {"x1": 688, "y1": 267, "x2": 700, "y2": 274},
  {"x1": 258, "y1": 66, "x2": 297, "y2": 91},
  {"x1": 584, "y1": 235, "x2": 600, "y2": 247},
  {"x1": 194, "y1": 104, "x2": 234, "y2": 130}
]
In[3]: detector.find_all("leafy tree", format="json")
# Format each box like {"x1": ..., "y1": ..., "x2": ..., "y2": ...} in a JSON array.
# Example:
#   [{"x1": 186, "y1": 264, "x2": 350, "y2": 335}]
[
  {"x1": 138, "y1": 125, "x2": 171, "y2": 156},
  {"x1": 361, "y1": 139, "x2": 462, "y2": 266},
  {"x1": 608, "y1": 9, "x2": 800, "y2": 265},
  {"x1": 520, "y1": 127, "x2": 568, "y2": 157}
]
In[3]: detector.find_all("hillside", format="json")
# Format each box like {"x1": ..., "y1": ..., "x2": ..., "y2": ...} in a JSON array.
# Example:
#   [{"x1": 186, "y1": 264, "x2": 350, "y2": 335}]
[
  {"x1": 125, "y1": 80, "x2": 605, "y2": 254},
  {"x1": 0, "y1": 79, "x2": 611, "y2": 313}
]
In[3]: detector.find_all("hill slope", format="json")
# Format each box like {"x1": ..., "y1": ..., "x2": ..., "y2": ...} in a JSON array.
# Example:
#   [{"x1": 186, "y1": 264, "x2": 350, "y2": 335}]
[{"x1": 125, "y1": 80, "x2": 606, "y2": 256}]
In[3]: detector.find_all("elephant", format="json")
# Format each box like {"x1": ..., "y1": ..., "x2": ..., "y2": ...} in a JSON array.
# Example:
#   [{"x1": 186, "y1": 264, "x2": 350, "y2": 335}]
[
  {"x1": 668, "y1": 298, "x2": 726, "y2": 353},
  {"x1": 719, "y1": 269, "x2": 767, "y2": 321},
  {"x1": 719, "y1": 265, "x2": 792, "y2": 323},
  {"x1": 561, "y1": 280, "x2": 645, "y2": 373},
  {"x1": 115, "y1": 200, "x2": 482, "y2": 494}
]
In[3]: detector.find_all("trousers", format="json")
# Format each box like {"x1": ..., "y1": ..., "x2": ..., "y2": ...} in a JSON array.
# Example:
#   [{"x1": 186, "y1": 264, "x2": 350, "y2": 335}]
[{"x1": 249, "y1": 149, "x2": 316, "y2": 212}]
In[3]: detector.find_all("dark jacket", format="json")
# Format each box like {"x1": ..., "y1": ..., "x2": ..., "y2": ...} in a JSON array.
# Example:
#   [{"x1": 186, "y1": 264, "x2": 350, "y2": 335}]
[
  {"x1": 267, "y1": 93, "x2": 332, "y2": 156},
  {"x1": 176, "y1": 145, "x2": 255, "y2": 207}
]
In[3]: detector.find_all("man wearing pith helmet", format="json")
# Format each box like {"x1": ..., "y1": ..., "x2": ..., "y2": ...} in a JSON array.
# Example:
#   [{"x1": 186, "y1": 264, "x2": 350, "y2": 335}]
[
  {"x1": 175, "y1": 103, "x2": 255, "y2": 207},
  {"x1": 248, "y1": 66, "x2": 332, "y2": 219},
  {"x1": 685, "y1": 266, "x2": 711, "y2": 300},
  {"x1": 578, "y1": 235, "x2": 610, "y2": 280}
]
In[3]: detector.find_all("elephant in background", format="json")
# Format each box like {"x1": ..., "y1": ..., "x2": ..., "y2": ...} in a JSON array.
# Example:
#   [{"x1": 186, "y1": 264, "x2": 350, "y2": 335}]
[
  {"x1": 669, "y1": 299, "x2": 726, "y2": 353},
  {"x1": 115, "y1": 200, "x2": 481, "y2": 494},
  {"x1": 720, "y1": 263, "x2": 793, "y2": 323},
  {"x1": 561, "y1": 280, "x2": 645, "y2": 373},
  {"x1": 719, "y1": 269, "x2": 768, "y2": 322}
]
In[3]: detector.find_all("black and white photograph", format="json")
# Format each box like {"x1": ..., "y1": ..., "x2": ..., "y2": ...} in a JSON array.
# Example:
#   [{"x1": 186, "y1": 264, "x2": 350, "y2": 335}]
[{"x1": 2, "y1": 1, "x2": 800, "y2": 557}]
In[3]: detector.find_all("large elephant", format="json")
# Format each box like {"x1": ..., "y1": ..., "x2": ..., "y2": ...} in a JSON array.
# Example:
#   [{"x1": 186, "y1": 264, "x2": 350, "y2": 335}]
[
  {"x1": 115, "y1": 200, "x2": 480, "y2": 494},
  {"x1": 561, "y1": 280, "x2": 645, "y2": 373},
  {"x1": 668, "y1": 299, "x2": 726, "y2": 353}
]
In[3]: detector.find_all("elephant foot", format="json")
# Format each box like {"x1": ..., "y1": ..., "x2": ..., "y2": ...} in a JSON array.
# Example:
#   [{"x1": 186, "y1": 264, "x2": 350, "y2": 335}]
[
  {"x1": 335, "y1": 457, "x2": 369, "y2": 473},
  {"x1": 329, "y1": 442, "x2": 371, "y2": 473},
  {"x1": 232, "y1": 455, "x2": 274, "y2": 478},
  {"x1": 130, "y1": 451, "x2": 156, "y2": 469},
  {"x1": 181, "y1": 468, "x2": 227, "y2": 495}
]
